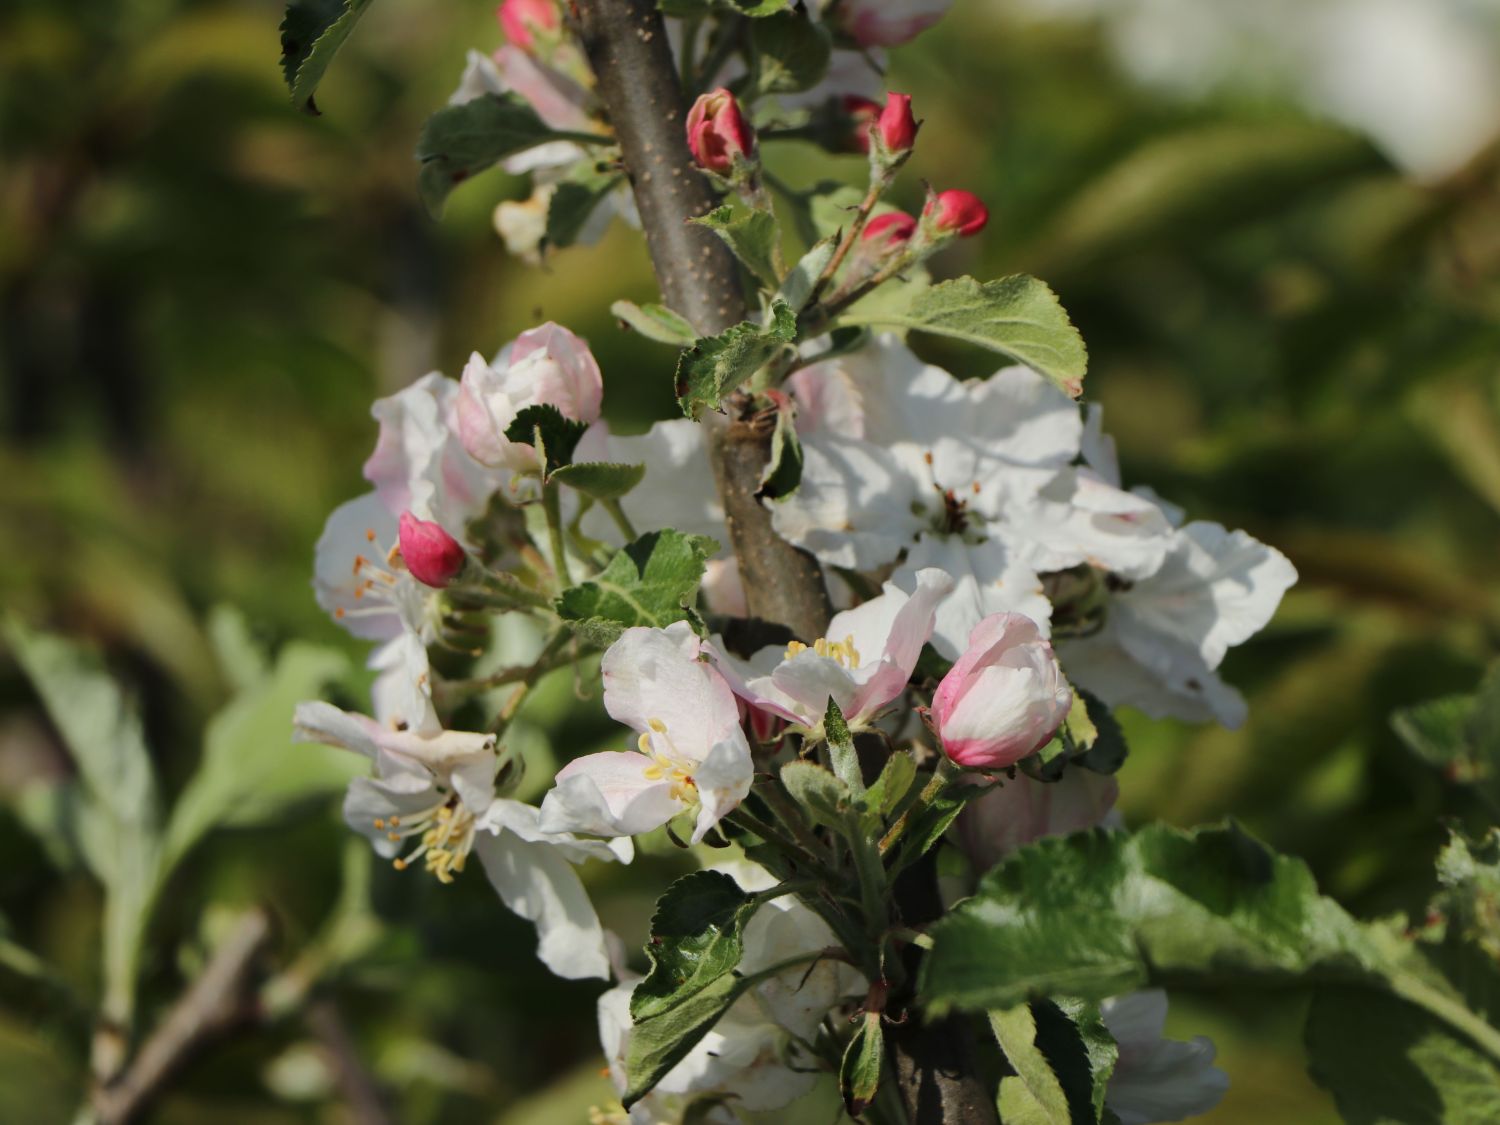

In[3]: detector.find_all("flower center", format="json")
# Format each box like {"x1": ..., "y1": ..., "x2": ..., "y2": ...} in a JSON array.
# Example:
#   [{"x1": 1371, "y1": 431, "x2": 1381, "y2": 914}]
[
  {"x1": 374, "y1": 795, "x2": 478, "y2": 885},
  {"x1": 785, "y1": 634, "x2": 863, "y2": 668},
  {"x1": 336, "y1": 527, "x2": 410, "y2": 624},
  {"x1": 638, "y1": 718, "x2": 697, "y2": 804}
]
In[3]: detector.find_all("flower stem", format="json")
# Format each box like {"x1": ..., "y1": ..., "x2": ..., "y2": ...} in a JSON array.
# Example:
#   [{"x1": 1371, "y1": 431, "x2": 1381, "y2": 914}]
[{"x1": 540, "y1": 482, "x2": 573, "y2": 587}]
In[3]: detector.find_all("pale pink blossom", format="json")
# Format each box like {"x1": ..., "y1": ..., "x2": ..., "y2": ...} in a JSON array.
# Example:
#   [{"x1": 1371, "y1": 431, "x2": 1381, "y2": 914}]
[
  {"x1": 954, "y1": 767, "x2": 1120, "y2": 873},
  {"x1": 932, "y1": 613, "x2": 1072, "y2": 769}
]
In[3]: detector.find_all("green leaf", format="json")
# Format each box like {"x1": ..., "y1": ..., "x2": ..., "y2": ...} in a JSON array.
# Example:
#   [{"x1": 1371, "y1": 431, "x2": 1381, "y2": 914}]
[
  {"x1": 546, "y1": 173, "x2": 623, "y2": 252},
  {"x1": 163, "y1": 641, "x2": 357, "y2": 869},
  {"x1": 1434, "y1": 829, "x2": 1500, "y2": 963},
  {"x1": 750, "y1": 11, "x2": 832, "y2": 95},
  {"x1": 780, "y1": 760, "x2": 854, "y2": 833},
  {"x1": 777, "y1": 238, "x2": 836, "y2": 312},
  {"x1": 2, "y1": 619, "x2": 163, "y2": 1027},
  {"x1": 556, "y1": 529, "x2": 718, "y2": 645},
  {"x1": 624, "y1": 971, "x2": 756, "y2": 1107},
  {"x1": 840, "y1": 1010, "x2": 884, "y2": 1117},
  {"x1": 692, "y1": 205, "x2": 782, "y2": 290},
  {"x1": 758, "y1": 400, "x2": 803, "y2": 501},
  {"x1": 1392, "y1": 664, "x2": 1500, "y2": 814},
  {"x1": 993, "y1": 999, "x2": 1119, "y2": 1125},
  {"x1": 632, "y1": 871, "x2": 759, "y2": 1021},
  {"x1": 921, "y1": 823, "x2": 1379, "y2": 1015},
  {"x1": 611, "y1": 300, "x2": 698, "y2": 347},
  {"x1": 675, "y1": 300, "x2": 797, "y2": 417},
  {"x1": 836, "y1": 275, "x2": 1088, "y2": 398},
  {"x1": 549, "y1": 461, "x2": 647, "y2": 502},
  {"x1": 1067, "y1": 689, "x2": 1129, "y2": 775},
  {"x1": 889, "y1": 775, "x2": 993, "y2": 876},
  {"x1": 504, "y1": 403, "x2": 590, "y2": 477},
  {"x1": 1307, "y1": 984, "x2": 1500, "y2": 1124},
  {"x1": 416, "y1": 93, "x2": 558, "y2": 215},
  {"x1": 279, "y1": 0, "x2": 375, "y2": 113},
  {"x1": 866, "y1": 751, "x2": 917, "y2": 820},
  {"x1": 824, "y1": 697, "x2": 862, "y2": 794}
]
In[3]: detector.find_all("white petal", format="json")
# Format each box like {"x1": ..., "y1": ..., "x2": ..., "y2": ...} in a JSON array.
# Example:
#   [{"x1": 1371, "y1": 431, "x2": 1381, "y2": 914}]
[
  {"x1": 540, "y1": 752, "x2": 684, "y2": 838},
  {"x1": 689, "y1": 738, "x2": 755, "y2": 844},
  {"x1": 602, "y1": 624, "x2": 743, "y2": 764},
  {"x1": 312, "y1": 496, "x2": 404, "y2": 642},
  {"x1": 770, "y1": 434, "x2": 921, "y2": 570},
  {"x1": 473, "y1": 825, "x2": 611, "y2": 980},
  {"x1": 897, "y1": 536, "x2": 1052, "y2": 661},
  {"x1": 1103, "y1": 991, "x2": 1229, "y2": 1125},
  {"x1": 1006, "y1": 468, "x2": 1174, "y2": 581}
]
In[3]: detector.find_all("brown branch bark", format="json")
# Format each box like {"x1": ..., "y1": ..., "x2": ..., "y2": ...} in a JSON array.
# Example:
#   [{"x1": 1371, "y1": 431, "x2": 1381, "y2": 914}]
[
  {"x1": 571, "y1": 0, "x2": 832, "y2": 639},
  {"x1": 92, "y1": 908, "x2": 273, "y2": 1125},
  {"x1": 570, "y1": 5, "x2": 994, "y2": 1122}
]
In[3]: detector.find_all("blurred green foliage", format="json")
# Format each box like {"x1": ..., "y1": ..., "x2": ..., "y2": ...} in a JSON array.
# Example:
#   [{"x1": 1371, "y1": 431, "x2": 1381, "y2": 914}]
[{"x1": 1, "y1": 0, "x2": 1497, "y2": 1121}]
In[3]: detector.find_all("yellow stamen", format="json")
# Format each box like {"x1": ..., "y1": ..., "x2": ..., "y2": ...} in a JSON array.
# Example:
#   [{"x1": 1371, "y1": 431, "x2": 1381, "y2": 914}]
[{"x1": 785, "y1": 633, "x2": 862, "y2": 668}]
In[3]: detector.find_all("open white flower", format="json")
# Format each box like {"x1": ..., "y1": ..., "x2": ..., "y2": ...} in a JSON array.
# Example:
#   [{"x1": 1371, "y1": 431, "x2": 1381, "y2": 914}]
[
  {"x1": 294, "y1": 701, "x2": 622, "y2": 980},
  {"x1": 708, "y1": 568, "x2": 953, "y2": 733},
  {"x1": 1059, "y1": 521, "x2": 1297, "y2": 727},
  {"x1": 540, "y1": 622, "x2": 752, "y2": 844},
  {"x1": 1102, "y1": 990, "x2": 1229, "y2": 1125}
]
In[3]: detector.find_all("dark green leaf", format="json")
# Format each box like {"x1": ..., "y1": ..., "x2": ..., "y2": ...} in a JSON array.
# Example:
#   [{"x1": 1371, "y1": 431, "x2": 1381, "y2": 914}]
[
  {"x1": 675, "y1": 300, "x2": 797, "y2": 417},
  {"x1": 549, "y1": 461, "x2": 646, "y2": 501},
  {"x1": 612, "y1": 300, "x2": 698, "y2": 347},
  {"x1": 994, "y1": 999, "x2": 1119, "y2": 1125},
  {"x1": 632, "y1": 871, "x2": 758, "y2": 1021},
  {"x1": 889, "y1": 775, "x2": 993, "y2": 876},
  {"x1": 279, "y1": 0, "x2": 374, "y2": 113},
  {"x1": 546, "y1": 174, "x2": 622, "y2": 252},
  {"x1": 1392, "y1": 664, "x2": 1500, "y2": 814},
  {"x1": 416, "y1": 93, "x2": 557, "y2": 215},
  {"x1": 836, "y1": 275, "x2": 1088, "y2": 398},
  {"x1": 504, "y1": 403, "x2": 590, "y2": 476},
  {"x1": 866, "y1": 752, "x2": 917, "y2": 820},
  {"x1": 659, "y1": 0, "x2": 792, "y2": 16},
  {"x1": 624, "y1": 972, "x2": 755, "y2": 1107},
  {"x1": 840, "y1": 1010, "x2": 884, "y2": 1116},
  {"x1": 778, "y1": 238, "x2": 836, "y2": 312},
  {"x1": 556, "y1": 529, "x2": 718, "y2": 645},
  {"x1": 1069, "y1": 689, "x2": 1129, "y2": 775},
  {"x1": 750, "y1": 11, "x2": 832, "y2": 95},
  {"x1": 780, "y1": 760, "x2": 853, "y2": 833},
  {"x1": 692, "y1": 205, "x2": 782, "y2": 290}
]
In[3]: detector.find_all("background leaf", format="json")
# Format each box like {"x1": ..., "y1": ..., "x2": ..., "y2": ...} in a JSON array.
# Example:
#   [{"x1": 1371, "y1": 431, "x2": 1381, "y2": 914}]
[{"x1": 279, "y1": 0, "x2": 375, "y2": 113}]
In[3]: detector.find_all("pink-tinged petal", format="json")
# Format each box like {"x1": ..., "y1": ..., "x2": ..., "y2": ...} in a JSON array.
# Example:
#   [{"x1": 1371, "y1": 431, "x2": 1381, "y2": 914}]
[
  {"x1": 767, "y1": 652, "x2": 861, "y2": 727},
  {"x1": 492, "y1": 44, "x2": 594, "y2": 133},
  {"x1": 689, "y1": 738, "x2": 754, "y2": 843},
  {"x1": 456, "y1": 351, "x2": 518, "y2": 467},
  {"x1": 601, "y1": 623, "x2": 742, "y2": 757},
  {"x1": 897, "y1": 535, "x2": 1052, "y2": 662},
  {"x1": 837, "y1": 567, "x2": 952, "y2": 721},
  {"x1": 507, "y1": 322, "x2": 604, "y2": 423},
  {"x1": 933, "y1": 612, "x2": 1071, "y2": 770},
  {"x1": 540, "y1": 751, "x2": 683, "y2": 838}
]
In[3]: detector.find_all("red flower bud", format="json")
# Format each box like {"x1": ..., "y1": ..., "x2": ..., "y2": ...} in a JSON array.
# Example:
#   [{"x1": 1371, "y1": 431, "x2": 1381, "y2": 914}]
[
  {"x1": 686, "y1": 88, "x2": 755, "y2": 175},
  {"x1": 497, "y1": 0, "x2": 559, "y2": 51},
  {"x1": 862, "y1": 211, "x2": 918, "y2": 248},
  {"x1": 842, "y1": 95, "x2": 882, "y2": 154},
  {"x1": 925, "y1": 189, "x2": 989, "y2": 237},
  {"x1": 876, "y1": 93, "x2": 917, "y2": 153},
  {"x1": 398, "y1": 512, "x2": 466, "y2": 588}
]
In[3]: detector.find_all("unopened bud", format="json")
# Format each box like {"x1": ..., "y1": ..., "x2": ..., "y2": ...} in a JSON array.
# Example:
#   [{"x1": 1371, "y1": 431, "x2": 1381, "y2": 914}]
[
  {"x1": 398, "y1": 512, "x2": 466, "y2": 588},
  {"x1": 497, "y1": 0, "x2": 559, "y2": 52},
  {"x1": 862, "y1": 211, "x2": 917, "y2": 249},
  {"x1": 924, "y1": 189, "x2": 989, "y2": 237},
  {"x1": 686, "y1": 88, "x2": 755, "y2": 176},
  {"x1": 875, "y1": 93, "x2": 918, "y2": 153},
  {"x1": 842, "y1": 95, "x2": 882, "y2": 154}
]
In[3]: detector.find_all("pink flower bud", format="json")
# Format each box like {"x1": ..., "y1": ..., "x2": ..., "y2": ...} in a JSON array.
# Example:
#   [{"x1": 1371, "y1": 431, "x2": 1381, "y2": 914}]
[
  {"x1": 932, "y1": 613, "x2": 1072, "y2": 770},
  {"x1": 842, "y1": 95, "x2": 882, "y2": 154},
  {"x1": 924, "y1": 189, "x2": 989, "y2": 237},
  {"x1": 876, "y1": 93, "x2": 917, "y2": 153},
  {"x1": 862, "y1": 211, "x2": 917, "y2": 249},
  {"x1": 686, "y1": 88, "x2": 755, "y2": 176},
  {"x1": 836, "y1": 0, "x2": 953, "y2": 47},
  {"x1": 398, "y1": 512, "x2": 466, "y2": 588},
  {"x1": 497, "y1": 0, "x2": 559, "y2": 52}
]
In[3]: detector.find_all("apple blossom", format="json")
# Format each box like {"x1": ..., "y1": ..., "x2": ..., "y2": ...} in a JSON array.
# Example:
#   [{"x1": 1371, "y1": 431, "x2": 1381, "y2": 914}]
[
  {"x1": 924, "y1": 188, "x2": 990, "y2": 236},
  {"x1": 455, "y1": 321, "x2": 605, "y2": 472},
  {"x1": 932, "y1": 612, "x2": 1073, "y2": 769},
  {"x1": 293, "y1": 701, "x2": 624, "y2": 980},
  {"x1": 1101, "y1": 990, "x2": 1229, "y2": 1124},
  {"x1": 875, "y1": 92, "x2": 919, "y2": 152},
  {"x1": 842, "y1": 94, "x2": 882, "y2": 152},
  {"x1": 686, "y1": 88, "x2": 755, "y2": 175},
  {"x1": 539, "y1": 622, "x2": 752, "y2": 844},
  {"x1": 708, "y1": 568, "x2": 953, "y2": 733}
]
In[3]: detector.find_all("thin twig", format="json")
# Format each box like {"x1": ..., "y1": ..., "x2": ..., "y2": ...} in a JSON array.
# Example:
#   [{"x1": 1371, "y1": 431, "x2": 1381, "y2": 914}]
[
  {"x1": 91, "y1": 909, "x2": 273, "y2": 1125},
  {"x1": 305, "y1": 998, "x2": 392, "y2": 1125}
]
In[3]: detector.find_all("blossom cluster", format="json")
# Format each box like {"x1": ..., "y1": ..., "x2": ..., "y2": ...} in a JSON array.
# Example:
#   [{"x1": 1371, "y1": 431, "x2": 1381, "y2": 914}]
[{"x1": 289, "y1": 2, "x2": 1295, "y2": 1120}]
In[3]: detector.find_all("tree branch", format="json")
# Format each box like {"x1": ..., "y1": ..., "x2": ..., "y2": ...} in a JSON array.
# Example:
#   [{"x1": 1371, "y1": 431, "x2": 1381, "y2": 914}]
[
  {"x1": 92, "y1": 908, "x2": 273, "y2": 1125},
  {"x1": 571, "y1": 0, "x2": 832, "y2": 639}
]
